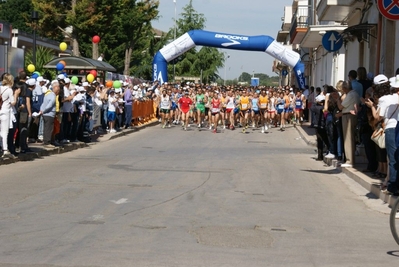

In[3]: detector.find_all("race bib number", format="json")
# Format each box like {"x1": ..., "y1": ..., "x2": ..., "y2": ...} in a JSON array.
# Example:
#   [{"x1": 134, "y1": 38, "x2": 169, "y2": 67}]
[
  {"x1": 296, "y1": 101, "x2": 301, "y2": 106},
  {"x1": 242, "y1": 104, "x2": 248, "y2": 109},
  {"x1": 278, "y1": 104, "x2": 284, "y2": 110},
  {"x1": 211, "y1": 108, "x2": 219, "y2": 113},
  {"x1": 260, "y1": 103, "x2": 267, "y2": 108}
]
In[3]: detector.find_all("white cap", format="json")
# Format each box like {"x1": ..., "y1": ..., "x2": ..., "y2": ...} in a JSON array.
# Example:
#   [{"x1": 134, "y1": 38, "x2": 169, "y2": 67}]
[
  {"x1": 79, "y1": 86, "x2": 86, "y2": 92},
  {"x1": 82, "y1": 82, "x2": 89, "y2": 87},
  {"x1": 115, "y1": 88, "x2": 122, "y2": 93},
  {"x1": 123, "y1": 82, "x2": 128, "y2": 86},
  {"x1": 374, "y1": 74, "x2": 389, "y2": 85},
  {"x1": 133, "y1": 85, "x2": 138, "y2": 90},
  {"x1": 389, "y1": 75, "x2": 399, "y2": 88},
  {"x1": 37, "y1": 76, "x2": 44, "y2": 82},
  {"x1": 26, "y1": 78, "x2": 36, "y2": 86},
  {"x1": 57, "y1": 74, "x2": 66, "y2": 80},
  {"x1": 64, "y1": 78, "x2": 70, "y2": 84},
  {"x1": 51, "y1": 80, "x2": 59, "y2": 85}
]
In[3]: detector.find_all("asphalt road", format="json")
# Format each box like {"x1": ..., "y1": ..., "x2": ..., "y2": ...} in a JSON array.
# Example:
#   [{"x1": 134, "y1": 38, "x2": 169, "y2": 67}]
[{"x1": 0, "y1": 124, "x2": 398, "y2": 267}]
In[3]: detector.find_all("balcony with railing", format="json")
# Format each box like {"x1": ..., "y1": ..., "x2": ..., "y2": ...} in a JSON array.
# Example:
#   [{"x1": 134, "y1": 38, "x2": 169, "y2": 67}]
[
  {"x1": 317, "y1": 0, "x2": 364, "y2": 22},
  {"x1": 289, "y1": 5, "x2": 309, "y2": 45}
]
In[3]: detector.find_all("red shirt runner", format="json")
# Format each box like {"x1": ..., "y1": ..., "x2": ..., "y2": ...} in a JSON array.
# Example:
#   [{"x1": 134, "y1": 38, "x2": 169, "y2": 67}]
[{"x1": 178, "y1": 97, "x2": 193, "y2": 113}]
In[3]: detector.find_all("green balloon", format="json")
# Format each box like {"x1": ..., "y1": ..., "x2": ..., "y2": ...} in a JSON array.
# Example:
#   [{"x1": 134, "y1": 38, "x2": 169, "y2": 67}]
[
  {"x1": 33, "y1": 71, "x2": 41, "y2": 76},
  {"x1": 71, "y1": 76, "x2": 79, "y2": 85},
  {"x1": 113, "y1": 80, "x2": 121, "y2": 89}
]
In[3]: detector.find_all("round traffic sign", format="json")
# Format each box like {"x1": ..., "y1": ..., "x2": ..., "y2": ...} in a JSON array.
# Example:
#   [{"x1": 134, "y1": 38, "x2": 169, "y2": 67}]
[{"x1": 377, "y1": 0, "x2": 399, "y2": 21}]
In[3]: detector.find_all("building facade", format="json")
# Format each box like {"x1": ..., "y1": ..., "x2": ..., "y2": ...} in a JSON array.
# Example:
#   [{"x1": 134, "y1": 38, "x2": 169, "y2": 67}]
[{"x1": 276, "y1": 0, "x2": 399, "y2": 88}]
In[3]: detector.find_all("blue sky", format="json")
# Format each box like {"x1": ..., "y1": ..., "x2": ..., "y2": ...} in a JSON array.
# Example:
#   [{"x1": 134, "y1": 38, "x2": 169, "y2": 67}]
[{"x1": 152, "y1": 0, "x2": 294, "y2": 79}]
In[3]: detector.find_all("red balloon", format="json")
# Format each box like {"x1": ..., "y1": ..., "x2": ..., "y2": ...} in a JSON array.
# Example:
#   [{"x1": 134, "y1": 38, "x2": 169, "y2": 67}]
[
  {"x1": 92, "y1": 35, "x2": 100, "y2": 44},
  {"x1": 90, "y1": 70, "x2": 97, "y2": 77}
]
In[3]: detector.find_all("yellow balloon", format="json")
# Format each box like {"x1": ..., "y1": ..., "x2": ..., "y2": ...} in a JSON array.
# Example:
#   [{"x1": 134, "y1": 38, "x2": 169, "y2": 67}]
[
  {"x1": 27, "y1": 64, "x2": 35, "y2": 73},
  {"x1": 59, "y1": 42, "x2": 67, "y2": 51},
  {"x1": 87, "y1": 74, "x2": 95, "y2": 83}
]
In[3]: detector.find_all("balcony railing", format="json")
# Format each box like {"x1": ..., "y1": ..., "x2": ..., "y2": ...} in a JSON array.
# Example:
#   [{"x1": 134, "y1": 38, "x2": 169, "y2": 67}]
[{"x1": 289, "y1": 5, "x2": 309, "y2": 37}]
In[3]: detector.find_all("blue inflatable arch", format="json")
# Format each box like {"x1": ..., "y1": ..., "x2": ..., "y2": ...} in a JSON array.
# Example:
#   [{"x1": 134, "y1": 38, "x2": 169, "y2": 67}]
[{"x1": 152, "y1": 30, "x2": 306, "y2": 88}]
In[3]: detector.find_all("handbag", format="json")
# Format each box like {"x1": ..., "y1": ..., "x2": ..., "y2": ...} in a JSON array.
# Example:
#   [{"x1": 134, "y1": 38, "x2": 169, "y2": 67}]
[
  {"x1": 371, "y1": 104, "x2": 399, "y2": 149},
  {"x1": 371, "y1": 126, "x2": 385, "y2": 149}
]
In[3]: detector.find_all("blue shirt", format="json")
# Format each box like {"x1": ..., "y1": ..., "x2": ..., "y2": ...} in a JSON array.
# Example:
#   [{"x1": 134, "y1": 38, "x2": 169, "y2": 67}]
[{"x1": 351, "y1": 80, "x2": 363, "y2": 102}]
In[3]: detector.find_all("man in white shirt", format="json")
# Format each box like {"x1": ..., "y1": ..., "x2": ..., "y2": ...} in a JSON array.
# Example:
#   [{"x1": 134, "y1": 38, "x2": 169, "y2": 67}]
[{"x1": 337, "y1": 80, "x2": 360, "y2": 167}]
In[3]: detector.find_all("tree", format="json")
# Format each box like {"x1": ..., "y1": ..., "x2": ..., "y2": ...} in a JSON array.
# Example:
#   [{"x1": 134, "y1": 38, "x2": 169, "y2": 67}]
[
  {"x1": 171, "y1": 0, "x2": 223, "y2": 83},
  {"x1": 0, "y1": 0, "x2": 33, "y2": 33}
]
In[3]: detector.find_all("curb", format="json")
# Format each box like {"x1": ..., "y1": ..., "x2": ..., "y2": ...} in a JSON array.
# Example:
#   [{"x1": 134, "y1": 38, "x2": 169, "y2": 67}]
[
  {"x1": 294, "y1": 124, "x2": 397, "y2": 206},
  {"x1": 0, "y1": 120, "x2": 160, "y2": 166}
]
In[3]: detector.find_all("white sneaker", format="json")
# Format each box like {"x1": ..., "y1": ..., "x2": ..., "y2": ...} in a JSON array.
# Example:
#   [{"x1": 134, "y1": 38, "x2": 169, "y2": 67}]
[
  {"x1": 340, "y1": 163, "x2": 353, "y2": 168},
  {"x1": 223, "y1": 125, "x2": 226, "y2": 129},
  {"x1": 261, "y1": 128, "x2": 265, "y2": 133},
  {"x1": 265, "y1": 125, "x2": 269, "y2": 131},
  {"x1": 198, "y1": 124, "x2": 201, "y2": 128},
  {"x1": 209, "y1": 126, "x2": 212, "y2": 130},
  {"x1": 168, "y1": 124, "x2": 171, "y2": 128},
  {"x1": 325, "y1": 153, "x2": 335, "y2": 159}
]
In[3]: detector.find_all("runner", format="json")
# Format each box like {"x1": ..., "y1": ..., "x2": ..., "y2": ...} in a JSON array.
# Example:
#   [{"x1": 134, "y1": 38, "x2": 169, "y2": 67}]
[
  {"x1": 239, "y1": 90, "x2": 251, "y2": 133},
  {"x1": 205, "y1": 90, "x2": 212, "y2": 129},
  {"x1": 294, "y1": 90, "x2": 304, "y2": 125},
  {"x1": 281, "y1": 89, "x2": 290, "y2": 131},
  {"x1": 225, "y1": 90, "x2": 236, "y2": 130},
  {"x1": 259, "y1": 89, "x2": 269, "y2": 133},
  {"x1": 220, "y1": 91, "x2": 227, "y2": 129},
  {"x1": 276, "y1": 91, "x2": 285, "y2": 130},
  {"x1": 178, "y1": 91, "x2": 193, "y2": 131},
  {"x1": 251, "y1": 92, "x2": 260, "y2": 128},
  {"x1": 210, "y1": 91, "x2": 222, "y2": 133},
  {"x1": 159, "y1": 90, "x2": 171, "y2": 128},
  {"x1": 266, "y1": 90, "x2": 276, "y2": 130},
  {"x1": 196, "y1": 88, "x2": 206, "y2": 129}
]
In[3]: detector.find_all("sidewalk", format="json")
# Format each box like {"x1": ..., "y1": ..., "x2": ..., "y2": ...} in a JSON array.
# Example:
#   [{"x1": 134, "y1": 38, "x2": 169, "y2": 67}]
[
  {"x1": 295, "y1": 122, "x2": 397, "y2": 207},
  {"x1": 0, "y1": 119, "x2": 159, "y2": 166}
]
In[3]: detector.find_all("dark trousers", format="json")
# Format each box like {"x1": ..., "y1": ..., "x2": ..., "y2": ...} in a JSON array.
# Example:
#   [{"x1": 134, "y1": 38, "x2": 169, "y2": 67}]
[
  {"x1": 316, "y1": 127, "x2": 329, "y2": 151},
  {"x1": 43, "y1": 116, "x2": 54, "y2": 145},
  {"x1": 28, "y1": 117, "x2": 39, "y2": 139},
  {"x1": 61, "y1": 112, "x2": 72, "y2": 141},
  {"x1": 7, "y1": 120, "x2": 16, "y2": 155},
  {"x1": 70, "y1": 112, "x2": 79, "y2": 141},
  {"x1": 125, "y1": 105, "x2": 132, "y2": 127},
  {"x1": 362, "y1": 130, "x2": 378, "y2": 171},
  {"x1": 17, "y1": 112, "x2": 29, "y2": 150}
]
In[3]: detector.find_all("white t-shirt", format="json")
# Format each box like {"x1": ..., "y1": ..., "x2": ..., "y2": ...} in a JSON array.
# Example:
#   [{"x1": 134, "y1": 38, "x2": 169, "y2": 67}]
[
  {"x1": 160, "y1": 95, "x2": 170, "y2": 109},
  {"x1": 108, "y1": 96, "x2": 117, "y2": 112},
  {"x1": 378, "y1": 94, "x2": 399, "y2": 129},
  {"x1": 315, "y1": 93, "x2": 325, "y2": 102},
  {"x1": 63, "y1": 86, "x2": 74, "y2": 113},
  {"x1": 0, "y1": 86, "x2": 13, "y2": 114}
]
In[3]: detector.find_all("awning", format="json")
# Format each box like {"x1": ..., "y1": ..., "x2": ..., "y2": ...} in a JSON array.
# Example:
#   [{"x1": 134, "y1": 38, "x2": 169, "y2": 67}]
[
  {"x1": 341, "y1": 23, "x2": 377, "y2": 42},
  {"x1": 43, "y1": 56, "x2": 116, "y2": 72}
]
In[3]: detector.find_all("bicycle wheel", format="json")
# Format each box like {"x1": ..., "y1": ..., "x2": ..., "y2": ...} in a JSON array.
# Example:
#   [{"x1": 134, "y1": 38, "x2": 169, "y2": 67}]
[{"x1": 389, "y1": 197, "x2": 399, "y2": 245}]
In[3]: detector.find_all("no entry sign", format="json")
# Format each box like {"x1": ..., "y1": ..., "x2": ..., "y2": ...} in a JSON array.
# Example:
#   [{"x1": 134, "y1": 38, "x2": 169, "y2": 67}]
[{"x1": 378, "y1": 0, "x2": 399, "y2": 20}]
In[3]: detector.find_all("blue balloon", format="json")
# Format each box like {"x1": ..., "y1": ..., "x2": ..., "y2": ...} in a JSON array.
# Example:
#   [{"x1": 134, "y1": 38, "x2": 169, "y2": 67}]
[
  {"x1": 56, "y1": 62, "x2": 65, "y2": 71},
  {"x1": 31, "y1": 73, "x2": 39, "y2": 79}
]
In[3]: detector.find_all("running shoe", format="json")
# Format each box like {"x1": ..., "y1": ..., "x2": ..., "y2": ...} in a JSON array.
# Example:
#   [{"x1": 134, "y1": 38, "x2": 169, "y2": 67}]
[
  {"x1": 198, "y1": 124, "x2": 201, "y2": 128},
  {"x1": 212, "y1": 129, "x2": 217, "y2": 133},
  {"x1": 261, "y1": 128, "x2": 265, "y2": 133},
  {"x1": 223, "y1": 125, "x2": 226, "y2": 129},
  {"x1": 168, "y1": 124, "x2": 171, "y2": 128},
  {"x1": 184, "y1": 127, "x2": 187, "y2": 131},
  {"x1": 162, "y1": 124, "x2": 166, "y2": 129},
  {"x1": 265, "y1": 125, "x2": 269, "y2": 131}
]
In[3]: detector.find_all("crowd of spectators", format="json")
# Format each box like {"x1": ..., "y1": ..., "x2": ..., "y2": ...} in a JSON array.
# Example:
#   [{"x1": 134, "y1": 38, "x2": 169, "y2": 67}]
[{"x1": 309, "y1": 67, "x2": 399, "y2": 195}]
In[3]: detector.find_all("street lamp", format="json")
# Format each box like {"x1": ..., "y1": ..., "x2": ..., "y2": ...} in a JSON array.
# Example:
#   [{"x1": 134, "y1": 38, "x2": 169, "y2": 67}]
[
  {"x1": 224, "y1": 54, "x2": 230, "y2": 85},
  {"x1": 31, "y1": 11, "x2": 39, "y2": 66},
  {"x1": 173, "y1": 0, "x2": 177, "y2": 83}
]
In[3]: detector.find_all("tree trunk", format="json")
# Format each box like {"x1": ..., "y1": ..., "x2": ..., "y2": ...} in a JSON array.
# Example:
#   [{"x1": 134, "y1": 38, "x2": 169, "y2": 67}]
[
  {"x1": 71, "y1": 0, "x2": 80, "y2": 57},
  {"x1": 124, "y1": 47, "x2": 132, "y2": 76}
]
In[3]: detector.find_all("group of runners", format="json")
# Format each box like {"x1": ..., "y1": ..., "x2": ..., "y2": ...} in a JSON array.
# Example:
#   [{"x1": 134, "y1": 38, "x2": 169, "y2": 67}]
[{"x1": 155, "y1": 84, "x2": 307, "y2": 133}]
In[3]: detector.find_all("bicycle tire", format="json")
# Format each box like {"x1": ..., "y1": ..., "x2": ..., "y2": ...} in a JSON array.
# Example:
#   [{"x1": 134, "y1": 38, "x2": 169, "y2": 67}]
[{"x1": 389, "y1": 197, "x2": 399, "y2": 245}]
